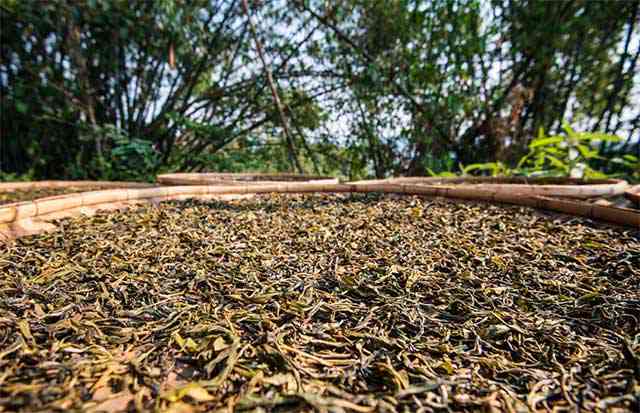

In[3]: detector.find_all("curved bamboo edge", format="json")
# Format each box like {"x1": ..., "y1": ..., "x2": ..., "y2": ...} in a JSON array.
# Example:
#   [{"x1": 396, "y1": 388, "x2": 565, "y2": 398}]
[
  {"x1": 0, "y1": 194, "x2": 253, "y2": 241},
  {"x1": 0, "y1": 180, "x2": 154, "y2": 191},
  {"x1": 349, "y1": 177, "x2": 629, "y2": 199},
  {"x1": 157, "y1": 172, "x2": 336, "y2": 185},
  {"x1": 624, "y1": 185, "x2": 640, "y2": 206},
  {"x1": 0, "y1": 182, "x2": 637, "y2": 242},
  {"x1": 157, "y1": 177, "x2": 340, "y2": 186}
]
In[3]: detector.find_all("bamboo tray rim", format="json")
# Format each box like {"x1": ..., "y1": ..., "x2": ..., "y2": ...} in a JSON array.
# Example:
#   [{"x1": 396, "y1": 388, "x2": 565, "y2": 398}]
[
  {"x1": 348, "y1": 176, "x2": 629, "y2": 198},
  {"x1": 1, "y1": 182, "x2": 637, "y2": 242},
  {"x1": 624, "y1": 185, "x2": 640, "y2": 204},
  {"x1": 351, "y1": 176, "x2": 626, "y2": 186},
  {"x1": 0, "y1": 180, "x2": 154, "y2": 191},
  {"x1": 157, "y1": 172, "x2": 336, "y2": 184}
]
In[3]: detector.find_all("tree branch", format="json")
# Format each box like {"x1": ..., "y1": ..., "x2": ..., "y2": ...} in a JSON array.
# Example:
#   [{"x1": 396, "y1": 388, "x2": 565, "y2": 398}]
[{"x1": 241, "y1": 0, "x2": 302, "y2": 173}]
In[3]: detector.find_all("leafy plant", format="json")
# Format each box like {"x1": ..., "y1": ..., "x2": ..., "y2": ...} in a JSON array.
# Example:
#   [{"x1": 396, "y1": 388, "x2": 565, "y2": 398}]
[
  {"x1": 458, "y1": 124, "x2": 628, "y2": 180},
  {"x1": 516, "y1": 124, "x2": 621, "y2": 178},
  {"x1": 426, "y1": 169, "x2": 457, "y2": 178},
  {"x1": 461, "y1": 161, "x2": 513, "y2": 177},
  {"x1": 0, "y1": 171, "x2": 34, "y2": 182},
  {"x1": 71, "y1": 125, "x2": 160, "y2": 181},
  {"x1": 610, "y1": 154, "x2": 640, "y2": 183}
]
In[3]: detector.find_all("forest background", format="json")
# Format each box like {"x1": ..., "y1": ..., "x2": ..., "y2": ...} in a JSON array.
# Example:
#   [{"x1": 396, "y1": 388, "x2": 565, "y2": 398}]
[{"x1": 1, "y1": 0, "x2": 638, "y2": 182}]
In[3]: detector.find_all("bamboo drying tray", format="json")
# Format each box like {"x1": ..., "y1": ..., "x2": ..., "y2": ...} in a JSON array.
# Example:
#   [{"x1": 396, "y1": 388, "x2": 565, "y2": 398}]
[
  {"x1": 157, "y1": 172, "x2": 338, "y2": 186},
  {"x1": 350, "y1": 176, "x2": 629, "y2": 199},
  {"x1": 1, "y1": 182, "x2": 638, "y2": 241}
]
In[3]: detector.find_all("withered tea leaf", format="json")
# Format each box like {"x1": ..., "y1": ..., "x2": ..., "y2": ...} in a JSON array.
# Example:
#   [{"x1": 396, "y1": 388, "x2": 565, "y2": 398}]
[{"x1": 0, "y1": 194, "x2": 638, "y2": 412}]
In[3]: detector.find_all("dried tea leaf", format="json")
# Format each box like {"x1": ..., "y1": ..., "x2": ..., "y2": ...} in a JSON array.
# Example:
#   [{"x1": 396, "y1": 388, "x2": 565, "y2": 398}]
[
  {"x1": 162, "y1": 401, "x2": 196, "y2": 413},
  {"x1": 163, "y1": 384, "x2": 215, "y2": 403},
  {"x1": 87, "y1": 391, "x2": 134, "y2": 413},
  {"x1": 1, "y1": 193, "x2": 638, "y2": 412},
  {"x1": 212, "y1": 337, "x2": 227, "y2": 352}
]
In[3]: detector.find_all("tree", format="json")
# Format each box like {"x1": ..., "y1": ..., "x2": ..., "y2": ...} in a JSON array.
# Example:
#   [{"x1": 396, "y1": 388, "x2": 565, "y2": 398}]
[{"x1": 1, "y1": 0, "x2": 638, "y2": 180}]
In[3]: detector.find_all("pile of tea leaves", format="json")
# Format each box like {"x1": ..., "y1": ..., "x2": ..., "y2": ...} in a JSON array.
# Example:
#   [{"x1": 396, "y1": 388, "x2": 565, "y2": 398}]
[
  {"x1": 1, "y1": 194, "x2": 638, "y2": 412},
  {"x1": 0, "y1": 186, "x2": 119, "y2": 205}
]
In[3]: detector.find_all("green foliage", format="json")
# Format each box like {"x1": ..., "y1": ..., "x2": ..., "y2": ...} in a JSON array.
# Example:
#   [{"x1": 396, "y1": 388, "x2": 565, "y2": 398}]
[
  {"x1": 459, "y1": 125, "x2": 637, "y2": 181},
  {"x1": 426, "y1": 169, "x2": 458, "y2": 178},
  {"x1": 609, "y1": 154, "x2": 640, "y2": 183},
  {"x1": 516, "y1": 124, "x2": 621, "y2": 179},
  {"x1": 0, "y1": 171, "x2": 34, "y2": 182},
  {"x1": 71, "y1": 125, "x2": 160, "y2": 182},
  {"x1": 1, "y1": 0, "x2": 638, "y2": 180},
  {"x1": 461, "y1": 162, "x2": 513, "y2": 177},
  {"x1": 1, "y1": 0, "x2": 250, "y2": 179},
  {"x1": 165, "y1": 138, "x2": 291, "y2": 175},
  {"x1": 106, "y1": 134, "x2": 159, "y2": 182}
]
